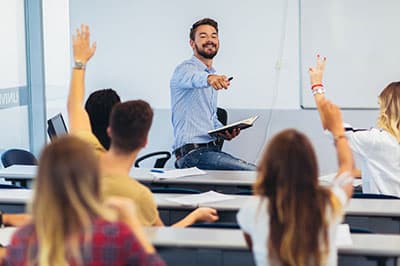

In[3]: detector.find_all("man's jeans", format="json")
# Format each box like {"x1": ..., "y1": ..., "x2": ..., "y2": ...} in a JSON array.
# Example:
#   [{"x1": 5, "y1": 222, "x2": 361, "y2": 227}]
[{"x1": 175, "y1": 146, "x2": 256, "y2": 171}]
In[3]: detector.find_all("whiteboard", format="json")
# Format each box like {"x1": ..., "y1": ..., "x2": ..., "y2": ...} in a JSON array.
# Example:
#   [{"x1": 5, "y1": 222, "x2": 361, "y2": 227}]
[
  {"x1": 300, "y1": 0, "x2": 400, "y2": 109},
  {"x1": 69, "y1": 0, "x2": 290, "y2": 109}
]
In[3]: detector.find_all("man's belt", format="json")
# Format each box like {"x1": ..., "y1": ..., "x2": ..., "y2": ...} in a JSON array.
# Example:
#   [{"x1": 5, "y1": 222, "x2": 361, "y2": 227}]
[{"x1": 174, "y1": 141, "x2": 218, "y2": 160}]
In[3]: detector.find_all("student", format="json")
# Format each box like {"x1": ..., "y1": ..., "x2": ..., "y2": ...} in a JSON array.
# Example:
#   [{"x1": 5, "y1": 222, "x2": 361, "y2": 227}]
[
  {"x1": 237, "y1": 99, "x2": 354, "y2": 265},
  {"x1": 2, "y1": 136, "x2": 165, "y2": 266},
  {"x1": 68, "y1": 24, "x2": 218, "y2": 227},
  {"x1": 310, "y1": 55, "x2": 400, "y2": 196},
  {"x1": 85, "y1": 88, "x2": 121, "y2": 150}
]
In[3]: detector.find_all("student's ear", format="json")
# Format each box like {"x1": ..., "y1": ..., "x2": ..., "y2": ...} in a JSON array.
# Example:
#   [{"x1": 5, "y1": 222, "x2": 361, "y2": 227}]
[
  {"x1": 142, "y1": 136, "x2": 148, "y2": 148},
  {"x1": 107, "y1": 127, "x2": 112, "y2": 138}
]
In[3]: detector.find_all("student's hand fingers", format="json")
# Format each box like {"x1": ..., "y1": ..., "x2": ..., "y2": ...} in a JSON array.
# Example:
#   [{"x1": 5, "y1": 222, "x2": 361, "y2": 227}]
[
  {"x1": 72, "y1": 24, "x2": 96, "y2": 64},
  {"x1": 195, "y1": 207, "x2": 219, "y2": 222}
]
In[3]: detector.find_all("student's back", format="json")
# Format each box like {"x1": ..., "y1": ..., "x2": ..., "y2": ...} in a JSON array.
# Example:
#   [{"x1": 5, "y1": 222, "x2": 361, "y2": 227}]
[{"x1": 2, "y1": 136, "x2": 165, "y2": 266}]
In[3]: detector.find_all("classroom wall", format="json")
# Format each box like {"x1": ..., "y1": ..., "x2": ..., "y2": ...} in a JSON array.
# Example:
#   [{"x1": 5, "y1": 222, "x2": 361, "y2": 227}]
[{"x1": 22, "y1": 0, "x2": 380, "y2": 174}]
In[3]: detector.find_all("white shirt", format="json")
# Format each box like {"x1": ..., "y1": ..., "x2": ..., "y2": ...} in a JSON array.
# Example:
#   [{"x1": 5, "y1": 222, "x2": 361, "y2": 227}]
[
  {"x1": 346, "y1": 128, "x2": 400, "y2": 196},
  {"x1": 237, "y1": 187, "x2": 347, "y2": 266}
]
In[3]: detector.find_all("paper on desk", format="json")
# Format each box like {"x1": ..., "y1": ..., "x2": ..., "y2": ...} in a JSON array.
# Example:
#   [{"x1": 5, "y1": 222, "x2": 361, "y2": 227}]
[
  {"x1": 336, "y1": 224, "x2": 352, "y2": 246},
  {"x1": 319, "y1": 173, "x2": 362, "y2": 187},
  {"x1": 0, "y1": 227, "x2": 17, "y2": 246},
  {"x1": 151, "y1": 167, "x2": 206, "y2": 180},
  {"x1": 166, "y1": 190, "x2": 235, "y2": 205}
]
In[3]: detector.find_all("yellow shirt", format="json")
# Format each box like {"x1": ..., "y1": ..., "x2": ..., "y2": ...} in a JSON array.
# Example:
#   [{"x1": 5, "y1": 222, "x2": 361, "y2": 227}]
[
  {"x1": 102, "y1": 173, "x2": 158, "y2": 226},
  {"x1": 74, "y1": 130, "x2": 158, "y2": 226}
]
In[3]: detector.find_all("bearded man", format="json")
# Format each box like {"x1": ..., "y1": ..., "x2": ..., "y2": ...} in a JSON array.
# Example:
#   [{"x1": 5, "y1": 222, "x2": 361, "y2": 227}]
[{"x1": 170, "y1": 18, "x2": 256, "y2": 171}]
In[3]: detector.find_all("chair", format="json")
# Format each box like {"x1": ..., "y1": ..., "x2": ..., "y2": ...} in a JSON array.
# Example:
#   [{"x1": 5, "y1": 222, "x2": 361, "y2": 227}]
[
  {"x1": 1, "y1": 149, "x2": 38, "y2": 168},
  {"x1": 0, "y1": 184, "x2": 24, "y2": 189},
  {"x1": 190, "y1": 222, "x2": 240, "y2": 229},
  {"x1": 134, "y1": 151, "x2": 171, "y2": 168},
  {"x1": 134, "y1": 107, "x2": 228, "y2": 168},
  {"x1": 215, "y1": 107, "x2": 228, "y2": 149},
  {"x1": 151, "y1": 187, "x2": 201, "y2": 194},
  {"x1": 352, "y1": 192, "x2": 400, "y2": 199}
]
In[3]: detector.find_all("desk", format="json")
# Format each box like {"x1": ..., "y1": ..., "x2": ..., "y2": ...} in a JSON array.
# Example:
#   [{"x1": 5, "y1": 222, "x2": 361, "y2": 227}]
[
  {"x1": 0, "y1": 165, "x2": 36, "y2": 188},
  {"x1": 155, "y1": 194, "x2": 400, "y2": 233},
  {"x1": 0, "y1": 189, "x2": 31, "y2": 213},
  {"x1": 130, "y1": 168, "x2": 256, "y2": 194},
  {"x1": 0, "y1": 226, "x2": 398, "y2": 266},
  {"x1": 144, "y1": 227, "x2": 400, "y2": 266},
  {"x1": 0, "y1": 189, "x2": 399, "y2": 233},
  {"x1": 0, "y1": 166, "x2": 256, "y2": 193}
]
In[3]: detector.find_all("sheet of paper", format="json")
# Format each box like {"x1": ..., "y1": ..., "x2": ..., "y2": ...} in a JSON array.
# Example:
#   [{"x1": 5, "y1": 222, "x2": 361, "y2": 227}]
[
  {"x1": 319, "y1": 173, "x2": 362, "y2": 187},
  {"x1": 336, "y1": 224, "x2": 353, "y2": 246},
  {"x1": 151, "y1": 167, "x2": 206, "y2": 180},
  {"x1": 166, "y1": 191, "x2": 235, "y2": 205},
  {"x1": 0, "y1": 227, "x2": 17, "y2": 246}
]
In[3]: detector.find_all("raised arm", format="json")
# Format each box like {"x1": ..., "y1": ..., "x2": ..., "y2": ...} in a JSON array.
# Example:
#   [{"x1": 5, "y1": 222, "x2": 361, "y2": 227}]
[
  {"x1": 309, "y1": 56, "x2": 354, "y2": 197},
  {"x1": 67, "y1": 24, "x2": 96, "y2": 133}
]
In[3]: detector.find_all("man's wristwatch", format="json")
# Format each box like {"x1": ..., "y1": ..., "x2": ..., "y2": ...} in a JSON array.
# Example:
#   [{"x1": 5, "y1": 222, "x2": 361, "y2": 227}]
[{"x1": 74, "y1": 60, "x2": 86, "y2": 70}]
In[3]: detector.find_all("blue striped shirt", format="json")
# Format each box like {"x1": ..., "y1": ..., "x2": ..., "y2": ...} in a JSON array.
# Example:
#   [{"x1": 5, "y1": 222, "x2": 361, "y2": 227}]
[{"x1": 170, "y1": 56, "x2": 223, "y2": 150}]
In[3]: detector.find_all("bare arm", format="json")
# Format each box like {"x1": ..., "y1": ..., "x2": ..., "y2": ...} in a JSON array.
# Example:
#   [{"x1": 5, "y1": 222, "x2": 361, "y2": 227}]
[
  {"x1": 172, "y1": 207, "x2": 219, "y2": 228},
  {"x1": 309, "y1": 55, "x2": 354, "y2": 198},
  {"x1": 67, "y1": 24, "x2": 96, "y2": 133}
]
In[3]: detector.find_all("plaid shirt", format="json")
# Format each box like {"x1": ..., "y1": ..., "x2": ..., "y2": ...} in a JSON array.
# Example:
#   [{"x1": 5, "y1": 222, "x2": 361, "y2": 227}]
[{"x1": 2, "y1": 218, "x2": 165, "y2": 266}]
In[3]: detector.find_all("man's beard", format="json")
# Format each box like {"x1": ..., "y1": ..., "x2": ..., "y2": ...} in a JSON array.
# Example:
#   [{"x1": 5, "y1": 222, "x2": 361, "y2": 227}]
[{"x1": 195, "y1": 43, "x2": 218, "y2": 59}]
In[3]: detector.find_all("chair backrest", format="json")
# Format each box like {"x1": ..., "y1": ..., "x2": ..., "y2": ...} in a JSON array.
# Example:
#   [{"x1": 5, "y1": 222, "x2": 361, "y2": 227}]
[
  {"x1": 216, "y1": 107, "x2": 228, "y2": 149},
  {"x1": 47, "y1": 113, "x2": 68, "y2": 141},
  {"x1": 1, "y1": 149, "x2": 38, "y2": 168},
  {"x1": 134, "y1": 151, "x2": 171, "y2": 168},
  {"x1": 151, "y1": 187, "x2": 201, "y2": 194},
  {"x1": 190, "y1": 222, "x2": 240, "y2": 229},
  {"x1": 352, "y1": 192, "x2": 400, "y2": 199}
]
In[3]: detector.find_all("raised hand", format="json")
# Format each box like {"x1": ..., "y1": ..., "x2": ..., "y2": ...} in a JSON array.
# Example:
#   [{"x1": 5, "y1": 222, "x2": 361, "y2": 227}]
[
  {"x1": 308, "y1": 54, "x2": 326, "y2": 87},
  {"x1": 72, "y1": 24, "x2": 96, "y2": 64}
]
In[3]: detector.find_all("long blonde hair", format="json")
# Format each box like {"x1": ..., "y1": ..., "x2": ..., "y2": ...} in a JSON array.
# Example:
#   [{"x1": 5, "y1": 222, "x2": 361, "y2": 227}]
[
  {"x1": 30, "y1": 136, "x2": 113, "y2": 266},
  {"x1": 254, "y1": 129, "x2": 339, "y2": 266},
  {"x1": 377, "y1": 82, "x2": 400, "y2": 142}
]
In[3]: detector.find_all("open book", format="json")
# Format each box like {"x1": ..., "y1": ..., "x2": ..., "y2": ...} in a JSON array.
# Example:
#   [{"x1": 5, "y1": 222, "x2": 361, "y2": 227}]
[{"x1": 208, "y1": 115, "x2": 259, "y2": 137}]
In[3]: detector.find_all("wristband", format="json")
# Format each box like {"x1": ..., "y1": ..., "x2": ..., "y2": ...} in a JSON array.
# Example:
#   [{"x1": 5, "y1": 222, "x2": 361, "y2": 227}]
[
  {"x1": 312, "y1": 87, "x2": 325, "y2": 95},
  {"x1": 74, "y1": 61, "x2": 86, "y2": 70},
  {"x1": 311, "y1": 83, "x2": 323, "y2": 90}
]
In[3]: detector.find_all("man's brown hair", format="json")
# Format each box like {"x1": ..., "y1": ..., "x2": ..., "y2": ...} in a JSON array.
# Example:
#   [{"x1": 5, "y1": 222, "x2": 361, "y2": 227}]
[
  {"x1": 109, "y1": 100, "x2": 153, "y2": 154},
  {"x1": 189, "y1": 18, "x2": 218, "y2": 41}
]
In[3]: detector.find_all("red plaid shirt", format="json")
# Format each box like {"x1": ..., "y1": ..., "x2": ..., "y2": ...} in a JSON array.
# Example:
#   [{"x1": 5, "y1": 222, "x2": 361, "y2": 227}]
[{"x1": 2, "y1": 218, "x2": 165, "y2": 266}]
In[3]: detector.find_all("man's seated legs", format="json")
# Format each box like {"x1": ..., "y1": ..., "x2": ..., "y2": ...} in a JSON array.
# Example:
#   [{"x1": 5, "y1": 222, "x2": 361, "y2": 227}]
[{"x1": 176, "y1": 146, "x2": 256, "y2": 171}]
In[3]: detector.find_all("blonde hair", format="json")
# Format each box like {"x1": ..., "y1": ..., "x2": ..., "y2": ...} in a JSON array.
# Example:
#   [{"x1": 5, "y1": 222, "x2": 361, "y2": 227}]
[
  {"x1": 254, "y1": 129, "x2": 341, "y2": 266},
  {"x1": 30, "y1": 136, "x2": 113, "y2": 266},
  {"x1": 377, "y1": 82, "x2": 400, "y2": 142}
]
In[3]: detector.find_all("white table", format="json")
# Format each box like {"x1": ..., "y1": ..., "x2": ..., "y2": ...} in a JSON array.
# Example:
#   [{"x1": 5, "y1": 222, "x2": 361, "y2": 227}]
[{"x1": 144, "y1": 227, "x2": 400, "y2": 266}]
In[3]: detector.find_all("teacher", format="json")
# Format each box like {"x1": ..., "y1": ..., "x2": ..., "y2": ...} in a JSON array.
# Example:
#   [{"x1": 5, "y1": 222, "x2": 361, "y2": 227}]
[{"x1": 170, "y1": 18, "x2": 256, "y2": 171}]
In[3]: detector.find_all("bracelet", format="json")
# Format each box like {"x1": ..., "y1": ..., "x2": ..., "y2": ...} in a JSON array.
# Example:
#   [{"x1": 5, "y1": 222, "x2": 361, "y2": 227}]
[
  {"x1": 311, "y1": 83, "x2": 323, "y2": 90},
  {"x1": 312, "y1": 87, "x2": 325, "y2": 95},
  {"x1": 333, "y1": 134, "x2": 347, "y2": 145},
  {"x1": 74, "y1": 61, "x2": 86, "y2": 70}
]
